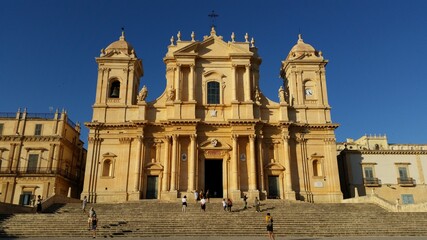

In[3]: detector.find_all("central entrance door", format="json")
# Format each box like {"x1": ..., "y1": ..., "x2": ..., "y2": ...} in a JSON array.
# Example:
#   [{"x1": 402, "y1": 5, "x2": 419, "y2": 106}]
[{"x1": 205, "y1": 159, "x2": 223, "y2": 198}]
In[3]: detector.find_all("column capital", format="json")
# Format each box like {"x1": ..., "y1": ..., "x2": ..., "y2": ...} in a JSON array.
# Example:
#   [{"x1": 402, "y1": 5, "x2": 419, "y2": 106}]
[
  {"x1": 249, "y1": 134, "x2": 256, "y2": 141},
  {"x1": 324, "y1": 138, "x2": 336, "y2": 144},
  {"x1": 190, "y1": 134, "x2": 197, "y2": 141}
]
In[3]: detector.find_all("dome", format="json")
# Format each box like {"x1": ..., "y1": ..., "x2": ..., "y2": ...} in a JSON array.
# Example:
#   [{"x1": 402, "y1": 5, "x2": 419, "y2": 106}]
[
  {"x1": 290, "y1": 34, "x2": 315, "y2": 53},
  {"x1": 104, "y1": 31, "x2": 135, "y2": 55},
  {"x1": 287, "y1": 34, "x2": 322, "y2": 60}
]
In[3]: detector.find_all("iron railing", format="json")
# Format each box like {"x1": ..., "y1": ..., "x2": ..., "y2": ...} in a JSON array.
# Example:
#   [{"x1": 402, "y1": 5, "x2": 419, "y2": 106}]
[
  {"x1": 398, "y1": 178, "x2": 416, "y2": 186},
  {"x1": 0, "y1": 167, "x2": 82, "y2": 182},
  {"x1": 363, "y1": 178, "x2": 381, "y2": 186}
]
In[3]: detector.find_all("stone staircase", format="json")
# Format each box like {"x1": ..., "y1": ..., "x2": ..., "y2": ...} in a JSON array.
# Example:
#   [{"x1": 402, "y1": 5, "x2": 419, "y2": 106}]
[{"x1": 1, "y1": 199, "x2": 427, "y2": 238}]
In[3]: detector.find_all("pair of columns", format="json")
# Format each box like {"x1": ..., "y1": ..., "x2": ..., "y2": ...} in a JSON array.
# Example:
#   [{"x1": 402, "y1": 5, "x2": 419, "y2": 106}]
[
  {"x1": 231, "y1": 134, "x2": 257, "y2": 191},
  {"x1": 231, "y1": 64, "x2": 251, "y2": 102},
  {"x1": 161, "y1": 134, "x2": 197, "y2": 192},
  {"x1": 174, "y1": 65, "x2": 195, "y2": 102}
]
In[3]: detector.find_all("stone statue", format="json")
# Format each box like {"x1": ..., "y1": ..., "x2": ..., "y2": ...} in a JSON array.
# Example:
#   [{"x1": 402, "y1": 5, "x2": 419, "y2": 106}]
[
  {"x1": 167, "y1": 86, "x2": 176, "y2": 101},
  {"x1": 137, "y1": 85, "x2": 148, "y2": 102},
  {"x1": 254, "y1": 86, "x2": 261, "y2": 102},
  {"x1": 278, "y1": 86, "x2": 286, "y2": 103}
]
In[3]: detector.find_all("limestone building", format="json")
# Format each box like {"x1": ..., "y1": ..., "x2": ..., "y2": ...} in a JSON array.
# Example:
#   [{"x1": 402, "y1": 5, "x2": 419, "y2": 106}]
[
  {"x1": 338, "y1": 135, "x2": 427, "y2": 204},
  {"x1": 82, "y1": 28, "x2": 342, "y2": 203},
  {"x1": 0, "y1": 109, "x2": 87, "y2": 205}
]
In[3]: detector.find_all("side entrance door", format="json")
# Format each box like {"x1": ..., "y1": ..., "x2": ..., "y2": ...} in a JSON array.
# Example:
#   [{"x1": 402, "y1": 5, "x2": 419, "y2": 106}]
[
  {"x1": 268, "y1": 176, "x2": 280, "y2": 199},
  {"x1": 146, "y1": 176, "x2": 158, "y2": 199}
]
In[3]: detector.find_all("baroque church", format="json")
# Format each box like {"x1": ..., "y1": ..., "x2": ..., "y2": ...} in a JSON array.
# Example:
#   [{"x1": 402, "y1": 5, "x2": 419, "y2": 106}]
[{"x1": 82, "y1": 27, "x2": 343, "y2": 203}]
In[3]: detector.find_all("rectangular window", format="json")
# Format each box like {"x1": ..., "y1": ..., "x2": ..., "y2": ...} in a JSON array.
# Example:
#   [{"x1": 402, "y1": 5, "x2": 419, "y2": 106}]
[
  {"x1": 0, "y1": 123, "x2": 3, "y2": 136},
  {"x1": 34, "y1": 124, "x2": 42, "y2": 136},
  {"x1": 401, "y1": 194, "x2": 414, "y2": 204},
  {"x1": 27, "y1": 154, "x2": 39, "y2": 173},
  {"x1": 19, "y1": 191, "x2": 33, "y2": 206},
  {"x1": 207, "y1": 81, "x2": 220, "y2": 104},
  {"x1": 398, "y1": 167, "x2": 408, "y2": 180},
  {"x1": 364, "y1": 167, "x2": 374, "y2": 179}
]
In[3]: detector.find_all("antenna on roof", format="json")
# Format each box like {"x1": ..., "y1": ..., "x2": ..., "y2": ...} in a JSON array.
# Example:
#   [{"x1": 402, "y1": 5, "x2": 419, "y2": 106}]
[{"x1": 208, "y1": 10, "x2": 219, "y2": 28}]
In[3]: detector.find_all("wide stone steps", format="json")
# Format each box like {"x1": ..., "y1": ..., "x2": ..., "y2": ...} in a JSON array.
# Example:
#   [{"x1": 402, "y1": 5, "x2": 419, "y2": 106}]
[{"x1": 1, "y1": 200, "x2": 427, "y2": 238}]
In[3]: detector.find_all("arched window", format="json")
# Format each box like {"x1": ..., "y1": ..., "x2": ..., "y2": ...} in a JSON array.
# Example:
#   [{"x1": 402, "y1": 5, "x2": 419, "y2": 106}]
[
  {"x1": 207, "y1": 81, "x2": 220, "y2": 104},
  {"x1": 102, "y1": 159, "x2": 112, "y2": 177},
  {"x1": 109, "y1": 80, "x2": 120, "y2": 98},
  {"x1": 312, "y1": 160, "x2": 322, "y2": 176}
]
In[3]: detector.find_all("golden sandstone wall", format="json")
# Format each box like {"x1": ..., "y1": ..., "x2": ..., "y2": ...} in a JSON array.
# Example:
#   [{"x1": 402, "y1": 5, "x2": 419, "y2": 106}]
[{"x1": 82, "y1": 29, "x2": 343, "y2": 203}]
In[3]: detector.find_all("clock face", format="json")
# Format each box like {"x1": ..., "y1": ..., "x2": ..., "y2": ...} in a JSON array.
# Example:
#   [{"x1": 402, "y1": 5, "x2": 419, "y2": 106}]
[{"x1": 305, "y1": 88, "x2": 313, "y2": 96}]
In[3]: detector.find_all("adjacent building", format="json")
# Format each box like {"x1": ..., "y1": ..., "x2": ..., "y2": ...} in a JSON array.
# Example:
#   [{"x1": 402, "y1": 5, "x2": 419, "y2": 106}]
[
  {"x1": 82, "y1": 28, "x2": 342, "y2": 203},
  {"x1": 338, "y1": 135, "x2": 427, "y2": 204},
  {"x1": 0, "y1": 109, "x2": 87, "y2": 205}
]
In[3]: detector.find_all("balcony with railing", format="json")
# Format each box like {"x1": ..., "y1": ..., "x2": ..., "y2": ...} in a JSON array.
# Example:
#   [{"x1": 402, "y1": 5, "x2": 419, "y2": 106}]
[
  {"x1": 0, "y1": 167, "x2": 82, "y2": 182},
  {"x1": 363, "y1": 177, "x2": 381, "y2": 187},
  {"x1": 398, "y1": 177, "x2": 416, "y2": 186}
]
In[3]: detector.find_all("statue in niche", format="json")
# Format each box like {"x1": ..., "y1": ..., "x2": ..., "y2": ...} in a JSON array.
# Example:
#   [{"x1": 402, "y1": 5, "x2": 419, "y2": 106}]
[
  {"x1": 166, "y1": 86, "x2": 176, "y2": 101},
  {"x1": 278, "y1": 86, "x2": 286, "y2": 103},
  {"x1": 137, "y1": 85, "x2": 148, "y2": 102},
  {"x1": 254, "y1": 86, "x2": 261, "y2": 102}
]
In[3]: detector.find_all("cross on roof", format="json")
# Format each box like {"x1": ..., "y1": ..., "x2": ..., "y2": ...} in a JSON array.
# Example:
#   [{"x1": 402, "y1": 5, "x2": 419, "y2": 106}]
[{"x1": 208, "y1": 10, "x2": 219, "y2": 28}]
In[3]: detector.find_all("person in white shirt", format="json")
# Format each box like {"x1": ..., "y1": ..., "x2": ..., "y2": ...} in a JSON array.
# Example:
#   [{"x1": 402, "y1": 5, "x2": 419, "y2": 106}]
[
  {"x1": 200, "y1": 197, "x2": 207, "y2": 212},
  {"x1": 181, "y1": 195, "x2": 187, "y2": 212}
]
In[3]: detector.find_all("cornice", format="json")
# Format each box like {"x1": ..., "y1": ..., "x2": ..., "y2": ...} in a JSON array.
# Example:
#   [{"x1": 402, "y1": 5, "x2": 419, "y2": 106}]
[
  {"x1": 162, "y1": 119, "x2": 201, "y2": 125},
  {"x1": 343, "y1": 149, "x2": 427, "y2": 155},
  {"x1": 228, "y1": 119, "x2": 260, "y2": 125},
  {"x1": 0, "y1": 135, "x2": 61, "y2": 142}
]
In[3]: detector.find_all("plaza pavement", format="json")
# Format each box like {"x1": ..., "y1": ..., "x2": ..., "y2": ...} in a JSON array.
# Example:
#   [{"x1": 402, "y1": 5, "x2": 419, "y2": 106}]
[{"x1": 7, "y1": 237, "x2": 427, "y2": 240}]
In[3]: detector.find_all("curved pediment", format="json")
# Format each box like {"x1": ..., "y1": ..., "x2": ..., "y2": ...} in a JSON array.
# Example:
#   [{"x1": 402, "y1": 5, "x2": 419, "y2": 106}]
[
  {"x1": 200, "y1": 138, "x2": 231, "y2": 150},
  {"x1": 264, "y1": 162, "x2": 285, "y2": 171},
  {"x1": 102, "y1": 152, "x2": 117, "y2": 158},
  {"x1": 145, "y1": 162, "x2": 164, "y2": 171}
]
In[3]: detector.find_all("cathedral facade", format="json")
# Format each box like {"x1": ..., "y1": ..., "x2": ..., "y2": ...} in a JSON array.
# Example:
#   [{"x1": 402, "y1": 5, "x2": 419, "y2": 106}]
[{"x1": 82, "y1": 28, "x2": 342, "y2": 203}]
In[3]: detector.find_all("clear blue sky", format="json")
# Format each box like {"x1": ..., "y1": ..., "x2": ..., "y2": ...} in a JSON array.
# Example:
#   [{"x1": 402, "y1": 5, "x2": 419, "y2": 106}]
[{"x1": 1, "y1": 0, "x2": 426, "y2": 145}]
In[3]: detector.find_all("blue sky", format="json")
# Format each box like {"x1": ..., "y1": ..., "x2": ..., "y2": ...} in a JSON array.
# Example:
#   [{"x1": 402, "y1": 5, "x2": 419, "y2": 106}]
[{"x1": 1, "y1": 0, "x2": 426, "y2": 145}]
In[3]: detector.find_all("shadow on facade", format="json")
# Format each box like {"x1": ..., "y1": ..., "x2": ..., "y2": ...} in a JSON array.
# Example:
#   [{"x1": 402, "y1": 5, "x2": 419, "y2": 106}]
[
  {"x1": 338, "y1": 148, "x2": 366, "y2": 198},
  {"x1": 0, "y1": 214, "x2": 18, "y2": 238}
]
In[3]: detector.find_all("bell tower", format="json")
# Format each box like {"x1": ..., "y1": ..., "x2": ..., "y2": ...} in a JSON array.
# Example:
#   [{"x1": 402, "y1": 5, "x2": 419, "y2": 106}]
[
  {"x1": 280, "y1": 34, "x2": 331, "y2": 124},
  {"x1": 92, "y1": 31, "x2": 143, "y2": 122}
]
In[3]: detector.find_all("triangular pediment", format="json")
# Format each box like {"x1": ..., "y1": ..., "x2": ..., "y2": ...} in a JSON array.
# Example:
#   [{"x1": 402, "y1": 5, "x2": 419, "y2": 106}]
[{"x1": 174, "y1": 36, "x2": 252, "y2": 58}]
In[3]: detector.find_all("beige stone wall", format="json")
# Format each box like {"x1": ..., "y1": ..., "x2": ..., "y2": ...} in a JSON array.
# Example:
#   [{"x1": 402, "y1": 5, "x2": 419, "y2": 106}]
[
  {"x1": 82, "y1": 30, "x2": 343, "y2": 203},
  {"x1": 0, "y1": 109, "x2": 86, "y2": 205}
]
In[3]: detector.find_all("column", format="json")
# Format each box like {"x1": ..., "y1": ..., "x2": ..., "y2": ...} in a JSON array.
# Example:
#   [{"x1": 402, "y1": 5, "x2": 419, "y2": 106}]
[
  {"x1": 248, "y1": 135, "x2": 257, "y2": 190},
  {"x1": 257, "y1": 135, "x2": 265, "y2": 192},
  {"x1": 231, "y1": 65, "x2": 237, "y2": 101},
  {"x1": 188, "y1": 134, "x2": 196, "y2": 191},
  {"x1": 189, "y1": 64, "x2": 195, "y2": 101},
  {"x1": 7, "y1": 143, "x2": 16, "y2": 171},
  {"x1": 175, "y1": 65, "x2": 181, "y2": 101},
  {"x1": 13, "y1": 143, "x2": 22, "y2": 171},
  {"x1": 282, "y1": 134, "x2": 294, "y2": 197},
  {"x1": 161, "y1": 136, "x2": 170, "y2": 192},
  {"x1": 231, "y1": 134, "x2": 238, "y2": 190},
  {"x1": 47, "y1": 144, "x2": 55, "y2": 172},
  {"x1": 244, "y1": 64, "x2": 251, "y2": 101},
  {"x1": 170, "y1": 134, "x2": 178, "y2": 191},
  {"x1": 134, "y1": 136, "x2": 143, "y2": 191}
]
